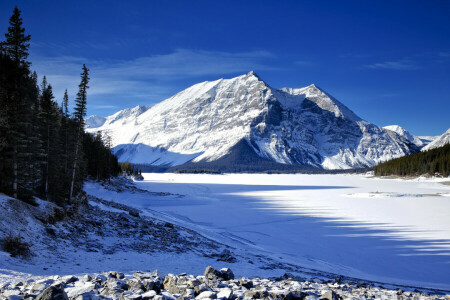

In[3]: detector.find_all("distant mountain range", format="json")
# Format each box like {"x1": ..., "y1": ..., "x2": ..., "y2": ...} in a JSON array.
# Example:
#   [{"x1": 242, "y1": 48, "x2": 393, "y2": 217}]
[{"x1": 86, "y1": 71, "x2": 447, "y2": 171}]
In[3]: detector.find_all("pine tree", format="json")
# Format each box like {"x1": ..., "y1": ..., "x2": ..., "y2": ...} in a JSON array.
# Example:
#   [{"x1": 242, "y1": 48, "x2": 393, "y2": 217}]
[
  {"x1": 1, "y1": 6, "x2": 34, "y2": 201},
  {"x1": 69, "y1": 64, "x2": 89, "y2": 201},
  {"x1": 2, "y1": 6, "x2": 31, "y2": 68}
]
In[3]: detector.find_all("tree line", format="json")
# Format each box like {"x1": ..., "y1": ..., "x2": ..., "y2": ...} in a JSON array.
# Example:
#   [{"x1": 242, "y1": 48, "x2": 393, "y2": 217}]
[
  {"x1": 0, "y1": 7, "x2": 120, "y2": 206},
  {"x1": 374, "y1": 143, "x2": 450, "y2": 177}
]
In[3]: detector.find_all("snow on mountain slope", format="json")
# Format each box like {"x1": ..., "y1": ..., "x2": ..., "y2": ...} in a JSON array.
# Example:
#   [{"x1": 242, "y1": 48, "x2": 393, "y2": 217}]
[
  {"x1": 87, "y1": 72, "x2": 418, "y2": 169},
  {"x1": 86, "y1": 115, "x2": 106, "y2": 128},
  {"x1": 421, "y1": 128, "x2": 450, "y2": 151},
  {"x1": 383, "y1": 125, "x2": 425, "y2": 147}
]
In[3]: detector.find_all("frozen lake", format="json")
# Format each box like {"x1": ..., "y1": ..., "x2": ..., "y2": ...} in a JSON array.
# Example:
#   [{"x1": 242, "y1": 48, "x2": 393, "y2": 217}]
[{"x1": 131, "y1": 173, "x2": 450, "y2": 289}]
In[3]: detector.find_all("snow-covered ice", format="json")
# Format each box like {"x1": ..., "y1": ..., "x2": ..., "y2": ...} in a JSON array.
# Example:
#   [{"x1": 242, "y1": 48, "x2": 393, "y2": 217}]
[
  {"x1": 2, "y1": 173, "x2": 449, "y2": 292},
  {"x1": 97, "y1": 173, "x2": 450, "y2": 290}
]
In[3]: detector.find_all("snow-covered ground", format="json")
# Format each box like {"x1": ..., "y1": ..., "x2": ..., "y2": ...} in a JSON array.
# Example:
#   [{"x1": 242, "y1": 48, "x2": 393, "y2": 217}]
[{"x1": 86, "y1": 173, "x2": 450, "y2": 290}]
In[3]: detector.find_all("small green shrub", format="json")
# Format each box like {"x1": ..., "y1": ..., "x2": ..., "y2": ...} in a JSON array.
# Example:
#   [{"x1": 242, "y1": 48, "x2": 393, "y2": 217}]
[{"x1": 1, "y1": 233, "x2": 31, "y2": 258}]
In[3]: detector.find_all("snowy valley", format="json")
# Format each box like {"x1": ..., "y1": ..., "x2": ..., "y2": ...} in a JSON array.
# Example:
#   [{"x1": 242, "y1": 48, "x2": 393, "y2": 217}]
[{"x1": 1, "y1": 174, "x2": 450, "y2": 298}]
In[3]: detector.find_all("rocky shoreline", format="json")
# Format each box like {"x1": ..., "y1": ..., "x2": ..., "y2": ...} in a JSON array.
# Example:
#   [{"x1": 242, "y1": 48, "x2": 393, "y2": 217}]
[{"x1": 1, "y1": 266, "x2": 448, "y2": 300}]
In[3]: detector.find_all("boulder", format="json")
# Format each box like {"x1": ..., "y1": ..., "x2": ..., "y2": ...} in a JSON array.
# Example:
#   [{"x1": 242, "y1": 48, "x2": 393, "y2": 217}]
[
  {"x1": 219, "y1": 269, "x2": 234, "y2": 281},
  {"x1": 163, "y1": 275, "x2": 177, "y2": 289},
  {"x1": 217, "y1": 288, "x2": 233, "y2": 300},
  {"x1": 141, "y1": 290, "x2": 157, "y2": 300},
  {"x1": 285, "y1": 291, "x2": 308, "y2": 300},
  {"x1": 66, "y1": 282, "x2": 98, "y2": 299},
  {"x1": 193, "y1": 284, "x2": 211, "y2": 296},
  {"x1": 142, "y1": 279, "x2": 161, "y2": 293},
  {"x1": 203, "y1": 266, "x2": 223, "y2": 281},
  {"x1": 196, "y1": 291, "x2": 217, "y2": 299},
  {"x1": 186, "y1": 279, "x2": 201, "y2": 289},
  {"x1": 36, "y1": 286, "x2": 68, "y2": 300},
  {"x1": 168, "y1": 285, "x2": 188, "y2": 295},
  {"x1": 106, "y1": 278, "x2": 128, "y2": 290},
  {"x1": 62, "y1": 276, "x2": 79, "y2": 285},
  {"x1": 320, "y1": 290, "x2": 340, "y2": 300},
  {"x1": 104, "y1": 271, "x2": 125, "y2": 280},
  {"x1": 127, "y1": 279, "x2": 145, "y2": 293},
  {"x1": 244, "y1": 290, "x2": 269, "y2": 299},
  {"x1": 239, "y1": 279, "x2": 253, "y2": 289},
  {"x1": 133, "y1": 272, "x2": 154, "y2": 282}
]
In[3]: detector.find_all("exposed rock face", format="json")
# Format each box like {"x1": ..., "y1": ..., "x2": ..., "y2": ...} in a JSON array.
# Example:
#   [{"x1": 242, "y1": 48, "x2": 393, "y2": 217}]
[{"x1": 88, "y1": 72, "x2": 419, "y2": 170}]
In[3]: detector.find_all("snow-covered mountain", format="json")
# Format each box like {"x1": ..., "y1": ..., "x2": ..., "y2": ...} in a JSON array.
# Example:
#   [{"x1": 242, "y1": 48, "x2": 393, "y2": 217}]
[
  {"x1": 382, "y1": 125, "x2": 427, "y2": 147},
  {"x1": 86, "y1": 105, "x2": 151, "y2": 129},
  {"x1": 86, "y1": 115, "x2": 107, "y2": 129},
  {"x1": 87, "y1": 72, "x2": 421, "y2": 170},
  {"x1": 421, "y1": 128, "x2": 450, "y2": 151}
]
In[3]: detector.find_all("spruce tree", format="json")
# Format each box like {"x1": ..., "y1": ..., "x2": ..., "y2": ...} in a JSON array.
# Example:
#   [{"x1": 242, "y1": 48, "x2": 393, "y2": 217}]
[
  {"x1": 2, "y1": 6, "x2": 31, "y2": 67},
  {"x1": 2, "y1": 6, "x2": 34, "y2": 201},
  {"x1": 69, "y1": 64, "x2": 89, "y2": 201}
]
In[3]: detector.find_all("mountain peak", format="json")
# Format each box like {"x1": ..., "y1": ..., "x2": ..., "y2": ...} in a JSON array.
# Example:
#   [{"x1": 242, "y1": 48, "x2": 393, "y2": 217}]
[
  {"x1": 245, "y1": 70, "x2": 263, "y2": 81},
  {"x1": 86, "y1": 74, "x2": 420, "y2": 170}
]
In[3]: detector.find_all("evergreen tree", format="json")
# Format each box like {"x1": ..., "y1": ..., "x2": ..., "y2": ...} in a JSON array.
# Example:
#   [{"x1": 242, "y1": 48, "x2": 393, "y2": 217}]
[
  {"x1": 69, "y1": 64, "x2": 89, "y2": 201},
  {"x1": 2, "y1": 6, "x2": 31, "y2": 68},
  {"x1": 1, "y1": 6, "x2": 34, "y2": 201},
  {"x1": 0, "y1": 8, "x2": 120, "y2": 205}
]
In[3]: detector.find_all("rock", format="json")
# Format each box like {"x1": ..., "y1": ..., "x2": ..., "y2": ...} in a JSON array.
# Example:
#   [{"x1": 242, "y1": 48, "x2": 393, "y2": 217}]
[
  {"x1": 62, "y1": 276, "x2": 78, "y2": 285},
  {"x1": 186, "y1": 279, "x2": 201, "y2": 289},
  {"x1": 184, "y1": 289, "x2": 195, "y2": 298},
  {"x1": 35, "y1": 286, "x2": 68, "y2": 300},
  {"x1": 219, "y1": 269, "x2": 234, "y2": 281},
  {"x1": 168, "y1": 285, "x2": 188, "y2": 295},
  {"x1": 163, "y1": 275, "x2": 177, "y2": 289},
  {"x1": 269, "y1": 289, "x2": 290, "y2": 299},
  {"x1": 286, "y1": 291, "x2": 308, "y2": 300},
  {"x1": 104, "y1": 271, "x2": 125, "y2": 280},
  {"x1": 123, "y1": 295, "x2": 142, "y2": 300},
  {"x1": 106, "y1": 278, "x2": 128, "y2": 290},
  {"x1": 91, "y1": 275, "x2": 107, "y2": 284},
  {"x1": 244, "y1": 290, "x2": 269, "y2": 299},
  {"x1": 30, "y1": 283, "x2": 47, "y2": 293},
  {"x1": 203, "y1": 266, "x2": 223, "y2": 281},
  {"x1": 239, "y1": 279, "x2": 253, "y2": 289},
  {"x1": 141, "y1": 290, "x2": 157, "y2": 300},
  {"x1": 196, "y1": 291, "x2": 217, "y2": 299},
  {"x1": 127, "y1": 279, "x2": 145, "y2": 293},
  {"x1": 66, "y1": 282, "x2": 98, "y2": 299},
  {"x1": 72, "y1": 294, "x2": 100, "y2": 300},
  {"x1": 133, "y1": 272, "x2": 154, "y2": 282},
  {"x1": 193, "y1": 284, "x2": 211, "y2": 296},
  {"x1": 176, "y1": 276, "x2": 187, "y2": 286},
  {"x1": 142, "y1": 279, "x2": 161, "y2": 293},
  {"x1": 160, "y1": 291, "x2": 175, "y2": 300},
  {"x1": 214, "y1": 250, "x2": 236, "y2": 263},
  {"x1": 217, "y1": 288, "x2": 233, "y2": 300},
  {"x1": 320, "y1": 290, "x2": 340, "y2": 300}
]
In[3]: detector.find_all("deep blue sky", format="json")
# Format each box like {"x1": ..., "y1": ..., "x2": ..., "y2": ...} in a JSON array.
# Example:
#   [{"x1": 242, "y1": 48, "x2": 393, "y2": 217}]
[{"x1": 1, "y1": 1, "x2": 449, "y2": 136}]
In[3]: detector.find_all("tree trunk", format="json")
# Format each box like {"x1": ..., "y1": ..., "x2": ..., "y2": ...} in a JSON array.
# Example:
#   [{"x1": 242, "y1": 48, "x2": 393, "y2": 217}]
[
  {"x1": 13, "y1": 145, "x2": 17, "y2": 199},
  {"x1": 69, "y1": 128, "x2": 81, "y2": 202}
]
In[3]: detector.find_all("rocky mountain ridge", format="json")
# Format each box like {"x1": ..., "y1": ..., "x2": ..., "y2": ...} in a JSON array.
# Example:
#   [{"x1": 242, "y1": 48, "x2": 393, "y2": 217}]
[{"x1": 86, "y1": 72, "x2": 429, "y2": 170}]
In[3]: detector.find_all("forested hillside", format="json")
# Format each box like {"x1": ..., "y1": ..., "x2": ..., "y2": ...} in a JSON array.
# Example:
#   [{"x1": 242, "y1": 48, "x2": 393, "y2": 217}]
[
  {"x1": 374, "y1": 143, "x2": 450, "y2": 177},
  {"x1": 0, "y1": 7, "x2": 120, "y2": 206}
]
